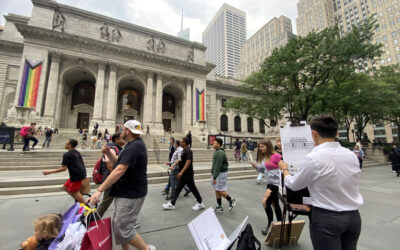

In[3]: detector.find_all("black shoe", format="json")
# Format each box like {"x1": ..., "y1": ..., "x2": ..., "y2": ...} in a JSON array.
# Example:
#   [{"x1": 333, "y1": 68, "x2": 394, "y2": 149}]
[
  {"x1": 184, "y1": 190, "x2": 191, "y2": 197},
  {"x1": 166, "y1": 195, "x2": 172, "y2": 200},
  {"x1": 261, "y1": 226, "x2": 270, "y2": 235},
  {"x1": 161, "y1": 189, "x2": 168, "y2": 195}
]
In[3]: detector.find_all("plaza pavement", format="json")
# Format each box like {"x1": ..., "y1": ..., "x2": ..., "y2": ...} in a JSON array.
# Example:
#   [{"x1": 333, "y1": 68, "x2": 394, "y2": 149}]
[{"x1": 0, "y1": 164, "x2": 399, "y2": 250}]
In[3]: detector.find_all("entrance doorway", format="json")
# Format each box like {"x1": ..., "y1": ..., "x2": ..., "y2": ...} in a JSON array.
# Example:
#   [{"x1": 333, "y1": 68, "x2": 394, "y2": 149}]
[
  {"x1": 124, "y1": 116, "x2": 134, "y2": 123},
  {"x1": 163, "y1": 119, "x2": 171, "y2": 132},
  {"x1": 77, "y1": 113, "x2": 89, "y2": 129}
]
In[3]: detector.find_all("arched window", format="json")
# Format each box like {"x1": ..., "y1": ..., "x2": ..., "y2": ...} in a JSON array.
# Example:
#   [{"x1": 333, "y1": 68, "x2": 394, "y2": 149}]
[
  {"x1": 220, "y1": 115, "x2": 228, "y2": 131},
  {"x1": 71, "y1": 81, "x2": 95, "y2": 109},
  {"x1": 247, "y1": 117, "x2": 254, "y2": 133},
  {"x1": 259, "y1": 120, "x2": 265, "y2": 133},
  {"x1": 234, "y1": 116, "x2": 241, "y2": 132}
]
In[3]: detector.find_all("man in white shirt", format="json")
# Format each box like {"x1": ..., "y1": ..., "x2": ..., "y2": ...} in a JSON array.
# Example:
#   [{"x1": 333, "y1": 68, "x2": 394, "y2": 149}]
[{"x1": 279, "y1": 115, "x2": 363, "y2": 250}]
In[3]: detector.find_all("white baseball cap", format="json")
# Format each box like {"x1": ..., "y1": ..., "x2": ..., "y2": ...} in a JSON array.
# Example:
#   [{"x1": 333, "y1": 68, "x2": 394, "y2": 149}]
[{"x1": 124, "y1": 120, "x2": 143, "y2": 135}]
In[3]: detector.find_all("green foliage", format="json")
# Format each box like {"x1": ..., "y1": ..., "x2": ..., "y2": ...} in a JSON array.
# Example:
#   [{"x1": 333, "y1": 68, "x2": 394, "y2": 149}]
[
  {"x1": 226, "y1": 19, "x2": 383, "y2": 124},
  {"x1": 316, "y1": 73, "x2": 395, "y2": 140},
  {"x1": 374, "y1": 65, "x2": 400, "y2": 141}
]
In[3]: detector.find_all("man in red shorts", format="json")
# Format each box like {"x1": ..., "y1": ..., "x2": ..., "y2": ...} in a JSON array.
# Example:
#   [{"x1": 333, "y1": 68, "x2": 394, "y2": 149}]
[{"x1": 43, "y1": 139, "x2": 87, "y2": 203}]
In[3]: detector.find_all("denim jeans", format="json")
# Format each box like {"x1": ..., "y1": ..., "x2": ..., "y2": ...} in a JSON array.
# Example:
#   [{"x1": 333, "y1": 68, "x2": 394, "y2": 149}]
[{"x1": 23, "y1": 137, "x2": 38, "y2": 151}]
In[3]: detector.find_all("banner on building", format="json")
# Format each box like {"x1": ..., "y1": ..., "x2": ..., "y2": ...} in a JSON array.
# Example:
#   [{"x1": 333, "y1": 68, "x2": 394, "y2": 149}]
[
  {"x1": 196, "y1": 88, "x2": 205, "y2": 121},
  {"x1": 18, "y1": 59, "x2": 43, "y2": 108}
]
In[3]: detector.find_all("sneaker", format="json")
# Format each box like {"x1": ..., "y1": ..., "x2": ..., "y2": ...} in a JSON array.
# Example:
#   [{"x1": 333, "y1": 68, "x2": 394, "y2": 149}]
[
  {"x1": 148, "y1": 244, "x2": 156, "y2": 250},
  {"x1": 162, "y1": 202, "x2": 175, "y2": 210},
  {"x1": 229, "y1": 198, "x2": 237, "y2": 211},
  {"x1": 256, "y1": 180, "x2": 261, "y2": 185},
  {"x1": 214, "y1": 205, "x2": 224, "y2": 212},
  {"x1": 184, "y1": 189, "x2": 191, "y2": 197},
  {"x1": 133, "y1": 222, "x2": 141, "y2": 229},
  {"x1": 161, "y1": 189, "x2": 168, "y2": 195},
  {"x1": 192, "y1": 202, "x2": 205, "y2": 211},
  {"x1": 261, "y1": 226, "x2": 270, "y2": 235}
]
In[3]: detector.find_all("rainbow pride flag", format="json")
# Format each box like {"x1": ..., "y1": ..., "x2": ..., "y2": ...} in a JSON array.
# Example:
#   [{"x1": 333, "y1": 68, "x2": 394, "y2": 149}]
[
  {"x1": 196, "y1": 88, "x2": 205, "y2": 121},
  {"x1": 18, "y1": 59, "x2": 43, "y2": 108}
]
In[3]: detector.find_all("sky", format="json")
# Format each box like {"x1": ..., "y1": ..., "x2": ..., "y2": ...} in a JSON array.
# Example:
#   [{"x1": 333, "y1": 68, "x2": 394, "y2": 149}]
[{"x1": 0, "y1": 0, "x2": 298, "y2": 42}]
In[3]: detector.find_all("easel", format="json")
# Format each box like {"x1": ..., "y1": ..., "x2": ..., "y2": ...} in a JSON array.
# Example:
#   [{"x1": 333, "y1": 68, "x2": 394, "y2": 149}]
[{"x1": 277, "y1": 119, "x2": 311, "y2": 250}]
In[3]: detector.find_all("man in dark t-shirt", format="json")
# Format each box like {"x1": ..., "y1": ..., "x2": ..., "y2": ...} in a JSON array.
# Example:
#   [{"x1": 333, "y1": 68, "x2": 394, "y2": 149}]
[
  {"x1": 43, "y1": 139, "x2": 86, "y2": 203},
  {"x1": 88, "y1": 120, "x2": 155, "y2": 250},
  {"x1": 162, "y1": 137, "x2": 204, "y2": 211}
]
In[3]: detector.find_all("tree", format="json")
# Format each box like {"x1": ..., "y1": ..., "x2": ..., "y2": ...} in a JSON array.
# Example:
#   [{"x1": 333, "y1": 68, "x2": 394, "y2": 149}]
[
  {"x1": 226, "y1": 19, "x2": 383, "y2": 123},
  {"x1": 315, "y1": 73, "x2": 395, "y2": 141},
  {"x1": 375, "y1": 65, "x2": 400, "y2": 142}
]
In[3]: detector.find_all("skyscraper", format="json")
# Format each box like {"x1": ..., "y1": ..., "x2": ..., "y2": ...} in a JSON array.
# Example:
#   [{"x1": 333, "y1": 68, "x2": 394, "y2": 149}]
[
  {"x1": 296, "y1": 0, "x2": 335, "y2": 37},
  {"x1": 236, "y1": 15, "x2": 295, "y2": 80},
  {"x1": 177, "y1": 4, "x2": 190, "y2": 40},
  {"x1": 202, "y1": 3, "x2": 246, "y2": 77}
]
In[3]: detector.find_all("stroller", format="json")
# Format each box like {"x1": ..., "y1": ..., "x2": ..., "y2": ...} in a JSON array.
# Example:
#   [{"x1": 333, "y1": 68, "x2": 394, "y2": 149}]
[{"x1": 48, "y1": 202, "x2": 112, "y2": 250}]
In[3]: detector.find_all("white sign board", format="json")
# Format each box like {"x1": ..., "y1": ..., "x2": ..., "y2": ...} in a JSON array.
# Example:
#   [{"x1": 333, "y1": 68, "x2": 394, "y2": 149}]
[
  {"x1": 279, "y1": 121, "x2": 314, "y2": 174},
  {"x1": 188, "y1": 208, "x2": 248, "y2": 250}
]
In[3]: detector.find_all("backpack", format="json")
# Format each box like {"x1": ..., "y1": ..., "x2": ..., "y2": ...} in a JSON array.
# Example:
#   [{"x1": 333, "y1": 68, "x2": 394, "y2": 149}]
[
  {"x1": 236, "y1": 224, "x2": 261, "y2": 250},
  {"x1": 92, "y1": 146, "x2": 119, "y2": 184},
  {"x1": 20, "y1": 126, "x2": 30, "y2": 137}
]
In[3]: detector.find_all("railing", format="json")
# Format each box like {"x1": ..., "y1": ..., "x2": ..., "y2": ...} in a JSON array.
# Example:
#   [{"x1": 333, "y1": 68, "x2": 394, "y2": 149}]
[{"x1": 153, "y1": 137, "x2": 160, "y2": 164}]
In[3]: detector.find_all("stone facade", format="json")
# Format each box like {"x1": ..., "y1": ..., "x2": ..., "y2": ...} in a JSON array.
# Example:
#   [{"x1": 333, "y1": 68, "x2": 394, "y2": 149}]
[{"x1": 0, "y1": 0, "x2": 279, "y2": 140}]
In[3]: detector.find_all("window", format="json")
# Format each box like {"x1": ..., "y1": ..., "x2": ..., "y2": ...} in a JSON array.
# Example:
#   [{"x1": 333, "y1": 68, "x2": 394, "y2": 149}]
[
  {"x1": 247, "y1": 117, "x2": 254, "y2": 133},
  {"x1": 393, "y1": 31, "x2": 398, "y2": 38},
  {"x1": 234, "y1": 116, "x2": 241, "y2": 132},
  {"x1": 220, "y1": 115, "x2": 228, "y2": 132},
  {"x1": 383, "y1": 35, "x2": 387, "y2": 41},
  {"x1": 259, "y1": 120, "x2": 265, "y2": 133},
  {"x1": 221, "y1": 98, "x2": 227, "y2": 108},
  {"x1": 395, "y1": 39, "x2": 399, "y2": 44}
]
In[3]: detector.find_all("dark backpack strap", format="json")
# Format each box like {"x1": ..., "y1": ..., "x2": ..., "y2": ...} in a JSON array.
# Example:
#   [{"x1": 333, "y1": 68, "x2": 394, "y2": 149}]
[{"x1": 252, "y1": 235, "x2": 261, "y2": 250}]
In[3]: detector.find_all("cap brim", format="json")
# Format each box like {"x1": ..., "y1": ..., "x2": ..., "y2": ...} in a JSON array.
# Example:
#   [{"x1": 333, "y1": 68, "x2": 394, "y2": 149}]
[{"x1": 131, "y1": 130, "x2": 143, "y2": 135}]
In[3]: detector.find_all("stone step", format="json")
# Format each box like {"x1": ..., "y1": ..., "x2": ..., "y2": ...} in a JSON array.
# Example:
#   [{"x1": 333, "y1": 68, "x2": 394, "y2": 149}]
[
  {"x1": 0, "y1": 168, "x2": 257, "y2": 195},
  {"x1": 0, "y1": 167, "x2": 255, "y2": 188}
]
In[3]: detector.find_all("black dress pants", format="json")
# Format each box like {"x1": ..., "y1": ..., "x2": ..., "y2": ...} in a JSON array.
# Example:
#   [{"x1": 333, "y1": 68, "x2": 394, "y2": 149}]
[
  {"x1": 171, "y1": 174, "x2": 202, "y2": 205},
  {"x1": 310, "y1": 207, "x2": 361, "y2": 250}
]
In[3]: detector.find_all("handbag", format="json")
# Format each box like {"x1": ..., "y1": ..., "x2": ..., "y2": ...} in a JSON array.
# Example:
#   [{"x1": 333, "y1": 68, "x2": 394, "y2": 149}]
[{"x1": 80, "y1": 217, "x2": 112, "y2": 250}]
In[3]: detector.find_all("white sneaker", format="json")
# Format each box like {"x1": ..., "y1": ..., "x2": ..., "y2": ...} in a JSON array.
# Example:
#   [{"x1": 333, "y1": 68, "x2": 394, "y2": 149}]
[
  {"x1": 148, "y1": 244, "x2": 156, "y2": 250},
  {"x1": 162, "y1": 202, "x2": 175, "y2": 210},
  {"x1": 192, "y1": 202, "x2": 205, "y2": 211}
]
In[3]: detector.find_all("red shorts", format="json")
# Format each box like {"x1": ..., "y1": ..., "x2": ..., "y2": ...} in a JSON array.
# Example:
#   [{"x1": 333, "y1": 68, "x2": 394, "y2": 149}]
[{"x1": 63, "y1": 179, "x2": 82, "y2": 193}]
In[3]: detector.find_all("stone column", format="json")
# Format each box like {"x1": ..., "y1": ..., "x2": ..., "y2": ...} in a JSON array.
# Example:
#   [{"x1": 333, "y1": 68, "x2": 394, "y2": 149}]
[
  {"x1": 92, "y1": 62, "x2": 106, "y2": 120},
  {"x1": 155, "y1": 73, "x2": 163, "y2": 124},
  {"x1": 106, "y1": 63, "x2": 117, "y2": 121},
  {"x1": 241, "y1": 115, "x2": 248, "y2": 133},
  {"x1": 54, "y1": 79, "x2": 64, "y2": 127},
  {"x1": 228, "y1": 113, "x2": 234, "y2": 132},
  {"x1": 145, "y1": 72, "x2": 154, "y2": 124},
  {"x1": 208, "y1": 90, "x2": 217, "y2": 133},
  {"x1": 185, "y1": 80, "x2": 192, "y2": 126},
  {"x1": 254, "y1": 118, "x2": 260, "y2": 134},
  {"x1": 43, "y1": 52, "x2": 62, "y2": 117}
]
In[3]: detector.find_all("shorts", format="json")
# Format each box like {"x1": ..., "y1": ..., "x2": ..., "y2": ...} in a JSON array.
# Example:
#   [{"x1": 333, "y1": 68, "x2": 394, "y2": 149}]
[
  {"x1": 113, "y1": 197, "x2": 145, "y2": 245},
  {"x1": 211, "y1": 172, "x2": 228, "y2": 191},
  {"x1": 63, "y1": 179, "x2": 82, "y2": 193}
]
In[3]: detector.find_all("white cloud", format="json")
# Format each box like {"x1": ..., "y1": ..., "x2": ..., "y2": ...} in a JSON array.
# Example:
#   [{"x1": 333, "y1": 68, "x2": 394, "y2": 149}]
[{"x1": 0, "y1": 0, "x2": 298, "y2": 42}]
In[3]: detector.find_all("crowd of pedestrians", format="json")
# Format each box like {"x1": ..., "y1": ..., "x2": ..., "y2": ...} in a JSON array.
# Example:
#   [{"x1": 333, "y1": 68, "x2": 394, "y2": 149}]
[{"x1": 21, "y1": 115, "x2": 400, "y2": 250}]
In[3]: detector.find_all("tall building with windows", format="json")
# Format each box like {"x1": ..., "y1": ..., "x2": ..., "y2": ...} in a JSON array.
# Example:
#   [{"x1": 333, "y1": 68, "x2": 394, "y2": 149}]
[
  {"x1": 296, "y1": 0, "x2": 400, "y2": 142},
  {"x1": 177, "y1": 28, "x2": 190, "y2": 40},
  {"x1": 296, "y1": 0, "x2": 335, "y2": 37},
  {"x1": 235, "y1": 15, "x2": 295, "y2": 80},
  {"x1": 369, "y1": 0, "x2": 400, "y2": 67},
  {"x1": 202, "y1": 3, "x2": 246, "y2": 77}
]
